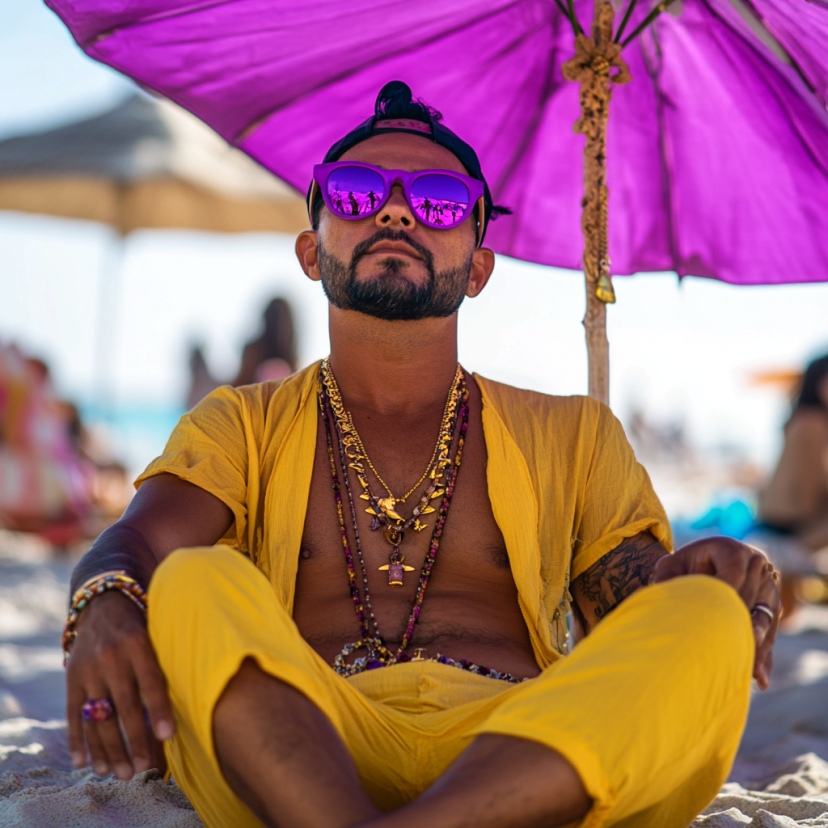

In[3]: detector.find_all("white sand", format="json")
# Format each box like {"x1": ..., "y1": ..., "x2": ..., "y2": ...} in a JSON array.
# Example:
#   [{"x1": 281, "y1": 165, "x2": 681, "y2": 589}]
[{"x1": 1, "y1": 531, "x2": 827, "y2": 827}]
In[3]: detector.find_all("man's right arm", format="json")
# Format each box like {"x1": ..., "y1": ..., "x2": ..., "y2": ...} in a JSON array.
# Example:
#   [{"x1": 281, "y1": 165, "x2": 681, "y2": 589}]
[
  {"x1": 70, "y1": 472, "x2": 234, "y2": 592},
  {"x1": 66, "y1": 473, "x2": 233, "y2": 780}
]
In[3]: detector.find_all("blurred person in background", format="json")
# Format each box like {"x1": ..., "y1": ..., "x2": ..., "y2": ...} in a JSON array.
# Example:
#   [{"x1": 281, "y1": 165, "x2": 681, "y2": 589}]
[
  {"x1": 754, "y1": 353, "x2": 828, "y2": 618},
  {"x1": 184, "y1": 298, "x2": 298, "y2": 410},
  {"x1": 60, "y1": 400, "x2": 132, "y2": 531},
  {"x1": 185, "y1": 342, "x2": 220, "y2": 410},
  {"x1": 232, "y1": 296, "x2": 298, "y2": 386},
  {"x1": 0, "y1": 342, "x2": 93, "y2": 545}
]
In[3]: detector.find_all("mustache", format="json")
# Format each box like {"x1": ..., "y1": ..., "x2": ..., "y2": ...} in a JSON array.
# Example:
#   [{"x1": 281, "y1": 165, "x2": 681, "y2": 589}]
[{"x1": 350, "y1": 229, "x2": 434, "y2": 270}]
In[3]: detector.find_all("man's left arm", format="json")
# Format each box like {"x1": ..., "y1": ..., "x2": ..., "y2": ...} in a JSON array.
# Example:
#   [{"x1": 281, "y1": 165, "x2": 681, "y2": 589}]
[
  {"x1": 571, "y1": 532, "x2": 782, "y2": 690},
  {"x1": 570, "y1": 531, "x2": 667, "y2": 638}
]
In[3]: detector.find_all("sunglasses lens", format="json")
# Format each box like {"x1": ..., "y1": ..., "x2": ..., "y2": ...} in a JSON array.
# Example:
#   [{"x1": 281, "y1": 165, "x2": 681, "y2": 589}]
[
  {"x1": 410, "y1": 174, "x2": 471, "y2": 227},
  {"x1": 325, "y1": 166, "x2": 386, "y2": 217}
]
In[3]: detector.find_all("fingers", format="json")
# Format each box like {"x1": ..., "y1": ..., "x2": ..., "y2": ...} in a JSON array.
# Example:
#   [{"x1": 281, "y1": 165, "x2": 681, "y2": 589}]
[
  {"x1": 133, "y1": 644, "x2": 176, "y2": 742},
  {"x1": 65, "y1": 608, "x2": 174, "y2": 779},
  {"x1": 703, "y1": 540, "x2": 751, "y2": 591},
  {"x1": 77, "y1": 651, "x2": 172, "y2": 778},
  {"x1": 708, "y1": 543, "x2": 780, "y2": 690},
  {"x1": 104, "y1": 665, "x2": 154, "y2": 778},
  {"x1": 110, "y1": 645, "x2": 175, "y2": 775},
  {"x1": 70, "y1": 647, "x2": 138, "y2": 779},
  {"x1": 81, "y1": 688, "x2": 124, "y2": 777},
  {"x1": 741, "y1": 552, "x2": 769, "y2": 617},
  {"x1": 66, "y1": 664, "x2": 89, "y2": 769},
  {"x1": 750, "y1": 563, "x2": 782, "y2": 691},
  {"x1": 651, "y1": 552, "x2": 689, "y2": 583},
  {"x1": 653, "y1": 537, "x2": 749, "y2": 586}
]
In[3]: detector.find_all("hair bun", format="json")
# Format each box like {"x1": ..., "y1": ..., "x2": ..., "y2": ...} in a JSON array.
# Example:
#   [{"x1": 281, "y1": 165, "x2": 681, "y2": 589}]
[
  {"x1": 374, "y1": 80, "x2": 443, "y2": 123},
  {"x1": 375, "y1": 81, "x2": 414, "y2": 117}
]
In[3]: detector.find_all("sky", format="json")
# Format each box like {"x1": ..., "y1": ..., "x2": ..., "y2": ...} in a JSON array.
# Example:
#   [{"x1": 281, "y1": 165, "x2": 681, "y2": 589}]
[{"x1": 2, "y1": 0, "x2": 828, "y2": 490}]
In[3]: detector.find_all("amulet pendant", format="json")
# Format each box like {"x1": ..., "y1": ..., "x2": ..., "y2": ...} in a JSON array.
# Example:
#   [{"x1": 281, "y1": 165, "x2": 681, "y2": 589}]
[{"x1": 378, "y1": 548, "x2": 415, "y2": 587}]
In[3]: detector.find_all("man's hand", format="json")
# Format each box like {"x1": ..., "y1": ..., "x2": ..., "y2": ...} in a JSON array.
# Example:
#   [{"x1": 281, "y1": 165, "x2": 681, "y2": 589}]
[
  {"x1": 653, "y1": 537, "x2": 781, "y2": 690},
  {"x1": 66, "y1": 591, "x2": 175, "y2": 779},
  {"x1": 64, "y1": 475, "x2": 234, "y2": 779}
]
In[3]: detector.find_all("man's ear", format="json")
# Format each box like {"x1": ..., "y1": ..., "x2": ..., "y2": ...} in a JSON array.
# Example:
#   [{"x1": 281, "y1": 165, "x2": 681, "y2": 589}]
[
  {"x1": 295, "y1": 230, "x2": 320, "y2": 282},
  {"x1": 466, "y1": 247, "x2": 495, "y2": 298}
]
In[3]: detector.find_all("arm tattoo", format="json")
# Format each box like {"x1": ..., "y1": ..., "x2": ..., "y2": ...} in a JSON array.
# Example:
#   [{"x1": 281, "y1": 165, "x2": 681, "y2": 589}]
[{"x1": 570, "y1": 531, "x2": 668, "y2": 635}]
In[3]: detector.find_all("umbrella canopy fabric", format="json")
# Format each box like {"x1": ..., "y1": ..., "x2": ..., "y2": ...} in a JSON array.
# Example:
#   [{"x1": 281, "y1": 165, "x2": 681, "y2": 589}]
[
  {"x1": 45, "y1": 0, "x2": 828, "y2": 285},
  {"x1": 0, "y1": 93, "x2": 307, "y2": 235}
]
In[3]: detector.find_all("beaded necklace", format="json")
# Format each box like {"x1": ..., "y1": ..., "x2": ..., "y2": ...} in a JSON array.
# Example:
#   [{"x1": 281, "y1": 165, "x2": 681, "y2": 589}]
[
  {"x1": 322, "y1": 359, "x2": 462, "y2": 586},
  {"x1": 318, "y1": 362, "x2": 468, "y2": 675}
]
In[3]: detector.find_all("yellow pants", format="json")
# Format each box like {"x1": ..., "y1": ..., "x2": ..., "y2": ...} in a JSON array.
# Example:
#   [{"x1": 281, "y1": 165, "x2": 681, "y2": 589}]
[{"x1": 148, "y1": 547, "x2": 754, "y2": 828}]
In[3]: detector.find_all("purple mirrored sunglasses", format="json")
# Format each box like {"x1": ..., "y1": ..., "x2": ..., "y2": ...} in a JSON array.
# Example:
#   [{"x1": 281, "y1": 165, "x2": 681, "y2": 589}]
[{"x1": 309, "y1": 161, "x2": 486, "y2": 246}]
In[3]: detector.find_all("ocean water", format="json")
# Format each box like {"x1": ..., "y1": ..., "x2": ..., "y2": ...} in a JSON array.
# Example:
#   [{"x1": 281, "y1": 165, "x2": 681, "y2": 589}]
[{"x1": 78, "y1": 400, "x2": 186, "y2": 479}]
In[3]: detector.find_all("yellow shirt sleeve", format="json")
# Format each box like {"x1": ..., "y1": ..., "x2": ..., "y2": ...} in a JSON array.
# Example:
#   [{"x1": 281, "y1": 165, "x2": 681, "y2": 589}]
[
  {"x1": 133, "y1": 365, "x2": 319, "y2": 596},
  {"x1": 135, "y1": 385, "x2": 254, "y2": 551},
  {"x1": 571, "y1": 402, "x2": 672, "y2": 580}
]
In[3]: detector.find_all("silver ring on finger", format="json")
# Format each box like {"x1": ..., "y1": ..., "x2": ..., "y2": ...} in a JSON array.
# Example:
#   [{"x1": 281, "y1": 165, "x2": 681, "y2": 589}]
[{"x1": 751, "y1": 603, "x2": 774, "y2": 623}]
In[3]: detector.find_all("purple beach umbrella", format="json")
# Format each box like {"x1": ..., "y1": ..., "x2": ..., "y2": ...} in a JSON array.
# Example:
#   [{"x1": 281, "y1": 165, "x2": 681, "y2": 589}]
[{"x1": 45, "y1": 0, "x2": 828, "y2": 402}]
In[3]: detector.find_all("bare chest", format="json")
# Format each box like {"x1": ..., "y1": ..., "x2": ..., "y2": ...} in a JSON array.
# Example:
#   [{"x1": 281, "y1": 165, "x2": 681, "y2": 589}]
[{"x1": 291, "y1": 383, "x2": 538, "y2": 676}]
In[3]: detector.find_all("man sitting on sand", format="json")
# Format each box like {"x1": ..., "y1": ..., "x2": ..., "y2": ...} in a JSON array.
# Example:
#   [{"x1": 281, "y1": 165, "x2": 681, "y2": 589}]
[{"x1": 63, "y1": 81, "x2": 781, "y2": 828}]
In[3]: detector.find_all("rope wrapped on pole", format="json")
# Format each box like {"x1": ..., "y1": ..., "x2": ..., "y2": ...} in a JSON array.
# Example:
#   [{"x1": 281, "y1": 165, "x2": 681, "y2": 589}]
[{"x1": 562, "y1": 0, "x2": 630, "y2": 405}]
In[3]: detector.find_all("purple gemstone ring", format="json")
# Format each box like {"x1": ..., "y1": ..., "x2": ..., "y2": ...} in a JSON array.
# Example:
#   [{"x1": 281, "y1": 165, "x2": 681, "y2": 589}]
[{"x1": 81, "y1": 698, "x2": 115, "y2": 724}]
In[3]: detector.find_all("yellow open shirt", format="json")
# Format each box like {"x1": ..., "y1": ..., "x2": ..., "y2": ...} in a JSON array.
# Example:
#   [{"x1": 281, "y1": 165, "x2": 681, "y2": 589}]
[{"x1": 136, "y1": 361, "x2": 671, "y2": 669}]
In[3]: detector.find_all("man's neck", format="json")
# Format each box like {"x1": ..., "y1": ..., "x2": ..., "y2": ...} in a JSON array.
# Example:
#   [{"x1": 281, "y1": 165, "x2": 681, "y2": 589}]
[{"x1": 327, "y1": 307, "x2": 461, "y2": 417}]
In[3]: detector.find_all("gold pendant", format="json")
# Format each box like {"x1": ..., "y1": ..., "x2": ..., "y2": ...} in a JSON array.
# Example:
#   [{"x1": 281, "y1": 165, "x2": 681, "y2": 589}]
[
  {"x1": 383, "y1": 525, "x2": 404, "y2": 545},
  {"x1": 378, "y1": 499, "x2": 404, "y2": 521}
]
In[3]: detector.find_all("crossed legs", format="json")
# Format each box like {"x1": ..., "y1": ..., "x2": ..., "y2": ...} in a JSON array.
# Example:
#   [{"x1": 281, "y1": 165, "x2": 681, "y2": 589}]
[
  {"x1": 213, "y1": 659, "x2": 590, "y2": 828},
  {"x1": 150, "y1": 549, "x2": 753, "y2": 828}
]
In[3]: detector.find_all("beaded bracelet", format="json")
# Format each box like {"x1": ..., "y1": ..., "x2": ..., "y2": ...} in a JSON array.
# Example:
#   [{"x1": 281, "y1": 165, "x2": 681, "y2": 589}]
[{"x1": 62, "y1": 571, "x2": 148, "y2": 665}]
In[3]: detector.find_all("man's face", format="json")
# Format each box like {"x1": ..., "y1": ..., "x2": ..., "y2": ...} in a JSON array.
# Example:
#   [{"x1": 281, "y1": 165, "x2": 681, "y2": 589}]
[{"x1": 315, "y1": 133, "x2": 478, "y2": 321}]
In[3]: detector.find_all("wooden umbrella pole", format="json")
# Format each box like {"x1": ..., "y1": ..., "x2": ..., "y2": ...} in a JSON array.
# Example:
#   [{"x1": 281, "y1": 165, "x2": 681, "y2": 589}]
[{"x1": 563, "y1": 0, "x2": 630, "y2": 405}]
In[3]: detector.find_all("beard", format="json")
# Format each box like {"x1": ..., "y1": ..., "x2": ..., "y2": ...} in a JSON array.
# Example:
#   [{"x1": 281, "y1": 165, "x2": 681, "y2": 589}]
[{"x1": 318, "y1": 229, "x2": 473, "y2": 321}]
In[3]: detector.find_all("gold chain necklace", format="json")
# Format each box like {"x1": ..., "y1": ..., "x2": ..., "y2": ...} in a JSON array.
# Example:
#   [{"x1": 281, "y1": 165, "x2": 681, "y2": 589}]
[
  {"x1": 322, "y1": 361, "x2": 462, "y2": 514},
  {"x1": 321, "y1": 358, "x2": 464, "y2": 585},
  {"x1": 345, "y1": 367, "x2": 462, "y2": 505}
]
